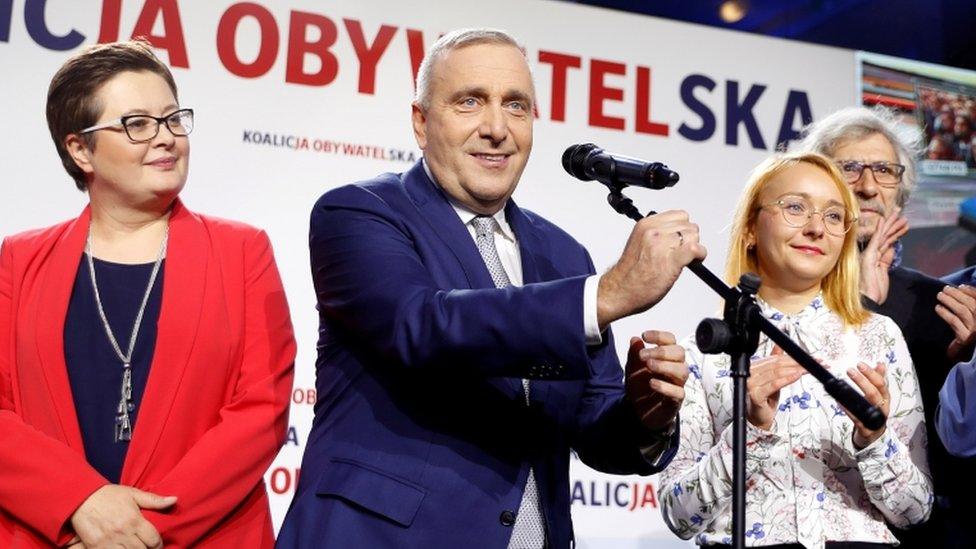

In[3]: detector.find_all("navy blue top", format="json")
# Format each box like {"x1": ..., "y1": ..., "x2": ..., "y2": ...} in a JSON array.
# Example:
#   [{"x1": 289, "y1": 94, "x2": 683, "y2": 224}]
[{"x1": 64, "y1": 255, "x2": 164, "y2": 483}]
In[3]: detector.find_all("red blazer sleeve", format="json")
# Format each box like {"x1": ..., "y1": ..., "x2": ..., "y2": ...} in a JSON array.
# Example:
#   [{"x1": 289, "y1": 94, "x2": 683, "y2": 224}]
[
  {"x1": 0, "y1": 239, "x2": 108, "y2": 544},
  {"x1": 141, "y1": 230, "x2": 296, "y2": 547}
]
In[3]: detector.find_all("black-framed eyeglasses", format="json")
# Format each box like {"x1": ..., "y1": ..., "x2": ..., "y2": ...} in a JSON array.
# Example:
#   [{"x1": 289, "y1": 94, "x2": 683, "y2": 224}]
[
  {"x1": 761, "y1": 195, "x2": 857, "y2": 236},
  {"x1": 835, "y1": 160, "x2": 905, "y2": 188},
  {"x1": 78, "y1": 108, "x2": 194, "y2": 143}
]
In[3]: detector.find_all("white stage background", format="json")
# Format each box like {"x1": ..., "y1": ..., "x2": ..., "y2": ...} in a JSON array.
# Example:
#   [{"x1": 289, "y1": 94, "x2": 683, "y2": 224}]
[{"x1": 0, "y1": 1, "x2": 857, "y2": 547}]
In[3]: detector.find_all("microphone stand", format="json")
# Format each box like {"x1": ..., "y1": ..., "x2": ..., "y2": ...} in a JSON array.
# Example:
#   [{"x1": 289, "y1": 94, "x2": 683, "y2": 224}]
[{"x1": 605, "y1": 186, "x2": 885, "y2": 549}]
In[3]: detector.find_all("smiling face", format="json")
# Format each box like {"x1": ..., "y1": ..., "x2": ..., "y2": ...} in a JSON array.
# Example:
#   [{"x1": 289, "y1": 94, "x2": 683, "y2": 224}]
[
  {"x1": 411, "y1": 42, "x2": 534, "y2": 214},
  {"x1": 66, "y1": 70, "x2": 189, "y2": 209},
  {"x1": 748, "y1": 162, "x2": 848, "y2": 293},
  {"x1": 831, "y1": 133, "x2": 900, "y2": 243}
]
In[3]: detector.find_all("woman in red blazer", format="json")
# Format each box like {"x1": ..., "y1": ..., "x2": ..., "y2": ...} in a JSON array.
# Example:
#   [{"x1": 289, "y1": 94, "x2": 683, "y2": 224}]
[{"x1": 0, "y1": 41, "x2": 296, "y2": 548}]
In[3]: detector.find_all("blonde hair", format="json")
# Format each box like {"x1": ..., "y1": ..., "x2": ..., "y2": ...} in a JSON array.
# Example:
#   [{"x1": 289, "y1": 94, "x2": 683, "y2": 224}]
[{"x1": 726, "y1": 152, "x2": 869, "y2": 327}]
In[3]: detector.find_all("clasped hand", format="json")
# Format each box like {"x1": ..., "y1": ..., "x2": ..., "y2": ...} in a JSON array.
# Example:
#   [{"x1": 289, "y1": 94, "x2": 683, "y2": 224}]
[{"x1": 67, "y1": 484, "x2": 176, "y2": 549}]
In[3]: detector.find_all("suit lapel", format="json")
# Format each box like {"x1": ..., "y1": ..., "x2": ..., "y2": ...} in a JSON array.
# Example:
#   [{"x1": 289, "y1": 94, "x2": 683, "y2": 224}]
[
  {"x1": 122, "y1": 199, "x2": 207, "y2": 484},
  {"x1": 33, "y1": 209, "x2": 90, "y2": 449},
  {"x1": 402, "y1": 161, "x2": 496, "y2": 290},
  {"x1": 505, "y1": 200, "x2": 547, "y2": 287},
  {"x1": 404, "y1": 162, "x2": 528, "y2": 396}
]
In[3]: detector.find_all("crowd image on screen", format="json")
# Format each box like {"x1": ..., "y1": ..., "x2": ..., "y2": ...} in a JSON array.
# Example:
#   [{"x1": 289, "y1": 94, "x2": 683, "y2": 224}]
[{"x1": 917, "y1": 86, "x2": 976, "y2": 166}]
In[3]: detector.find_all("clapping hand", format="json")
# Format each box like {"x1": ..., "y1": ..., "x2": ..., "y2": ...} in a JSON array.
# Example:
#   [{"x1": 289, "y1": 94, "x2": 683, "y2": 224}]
[
  {"x1": 936, "y1": 285, "x2": 976, "y2": 361},
  {"x1": 859, "y1": 208, "x2": 908, "y2": 305},
  {"x1": 746, "y1": 346, "x2": 806, "y2": 431},
  {"x1": 844, "y1": 362, "x2": 890, "y2": 449},
  {"x1": 625, "y1": 330, "x2": 689, "y2": 432}
]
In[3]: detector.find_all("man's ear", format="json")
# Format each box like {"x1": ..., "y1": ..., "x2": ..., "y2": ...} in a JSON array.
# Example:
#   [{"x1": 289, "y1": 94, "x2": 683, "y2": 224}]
[
  {"x1": 411, "y1": 102, "x2": 427, "y2": 150},
  {"x1": 64, "y1": 134, "x2": 95, "y2": 176}
]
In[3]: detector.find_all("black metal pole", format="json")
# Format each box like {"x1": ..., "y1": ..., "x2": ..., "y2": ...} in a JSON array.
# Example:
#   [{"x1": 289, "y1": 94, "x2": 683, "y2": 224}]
[{"x1": 732, "y1": 348, "x2": 748, "y2": 549}]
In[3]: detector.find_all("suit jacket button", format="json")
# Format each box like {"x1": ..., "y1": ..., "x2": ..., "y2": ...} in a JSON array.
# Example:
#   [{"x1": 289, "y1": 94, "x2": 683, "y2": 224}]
[{"x1": 500, "y1": 510, "x2": 516, "y2": 526}]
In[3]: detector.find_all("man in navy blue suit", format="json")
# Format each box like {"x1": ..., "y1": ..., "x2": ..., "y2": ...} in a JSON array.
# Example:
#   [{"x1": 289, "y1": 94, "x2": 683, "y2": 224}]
[{"x1": 277, "y1": 28, "x2": 706, "y2": 548}]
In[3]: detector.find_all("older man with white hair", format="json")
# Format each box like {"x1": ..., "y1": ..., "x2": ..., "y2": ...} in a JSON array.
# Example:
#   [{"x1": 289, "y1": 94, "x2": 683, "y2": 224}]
[{"x1": 797, "y1": 106, "x2": 976, "y2": 548}]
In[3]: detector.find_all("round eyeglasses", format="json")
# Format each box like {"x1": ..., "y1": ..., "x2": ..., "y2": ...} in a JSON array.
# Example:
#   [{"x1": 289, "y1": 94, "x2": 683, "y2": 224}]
[
  {"x1": 78, "y1": 108, "x2": 194, "y2": 143},
  {"x1": 761, "y1": 195, "x2": 857, "y2": 236},
  {"x1": 835, "y1": 160, "x2": 905, "y2": 188}
]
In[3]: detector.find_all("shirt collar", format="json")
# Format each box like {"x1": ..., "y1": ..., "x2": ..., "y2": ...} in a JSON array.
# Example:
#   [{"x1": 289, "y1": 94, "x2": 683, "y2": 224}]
[
  {"x1": 422, "y1": 158, "x2": 516, "y2": 242},
  {"x1": 757, "y1": 292, "x2": 826, "y2": 324},
  {"x1": 890, "y1": 240, "x2": 903, "y2": 269}
]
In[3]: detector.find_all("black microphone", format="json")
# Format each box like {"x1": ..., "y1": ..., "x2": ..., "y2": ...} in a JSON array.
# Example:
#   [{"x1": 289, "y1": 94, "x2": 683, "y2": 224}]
[{"x1": 562, "y1": 143, "x2": 679, "y2": 190}]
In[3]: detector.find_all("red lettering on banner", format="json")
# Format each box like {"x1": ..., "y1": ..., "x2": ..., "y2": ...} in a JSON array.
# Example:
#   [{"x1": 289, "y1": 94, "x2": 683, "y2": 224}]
[
  {"x1": 589, "y1": 59, "x2": 626, "y2": 130},
  {"x1": 270, "y1": 467, "x2": 301, "y2": 495},
  {"x1": 97, "y1": 0, "x2": 123, "y2": 43},
  {"x1": 538, "y1": 50, "x2": 581, "y2": 122},
  {"x1": 344, "y1": 19, "x2": 396, "y2": 95},
  {"x1": 130, "y1": 0, "x2": 188, "y2": 68},
  {"x1": 635, "y1": 66, "x2": 669, "y2": 136},
  {"x1": 217, "y1": 3, "x2": 279, "y2": 78},
  {"x1": 406, "y1": 28, "x2": 426, "y2": 88},
  {"x1": 82, "y1": 8, "x2": 805, "y2": 148},
  {"x1": 637, "y1": 483, "x2": 657, "y2": 509},
  {"x1": 285, "y1": 11, "x2": 339, "y2": 86},
  {"x1": 96, "y1": 0, "x2": 188, "y2": 68},
  {"x1": 292, "y1": 388, "x2": 317, "y2": 405}
]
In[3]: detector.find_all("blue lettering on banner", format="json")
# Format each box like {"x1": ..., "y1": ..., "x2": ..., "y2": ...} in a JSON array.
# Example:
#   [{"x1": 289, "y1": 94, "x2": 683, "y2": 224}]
[
  {"x1": 285, "y1": 425, "x2": 300, "y2": 446},
  {"x1": 24, "y1": 0, "x2": 85, "y2": 50},
  {"x1": 776, "y1": 90, "x2": 813, "y2": 149},
  {"x1": 677, "y1": 76, "x2": 811, "y2": 150},
  {"x1": 726, "y1": 80, "x2": 768, "y2": 149},
  {"x1": 614, "y1": 482, "x2": 629, "y2": 507},
  {"x1": 0, "y1": 0, "x2": 11, "y2": 42},
  {"x1": 678, "y1": 74, "x2": 717, "y2": 142},
  {"x1": 242, "y1": 130, "x2": 417, "y2": 163}
]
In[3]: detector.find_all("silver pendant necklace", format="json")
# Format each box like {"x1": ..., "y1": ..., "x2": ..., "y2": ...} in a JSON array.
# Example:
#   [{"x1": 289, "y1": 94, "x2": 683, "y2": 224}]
[{"x1": 85, "y1": 224, "x2": 168, "y2": 443}]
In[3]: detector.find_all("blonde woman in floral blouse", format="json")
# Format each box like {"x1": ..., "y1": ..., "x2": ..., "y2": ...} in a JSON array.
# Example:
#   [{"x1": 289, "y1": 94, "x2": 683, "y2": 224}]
[{"x1": 659, "y1": 152, "x2": 932, "y2": 549}]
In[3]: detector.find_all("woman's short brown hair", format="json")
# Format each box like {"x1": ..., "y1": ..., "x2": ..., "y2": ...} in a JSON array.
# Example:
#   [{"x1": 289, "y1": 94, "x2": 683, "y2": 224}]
[{"x1": 46, "y1": 39, "x2": 178, "y2": 191}]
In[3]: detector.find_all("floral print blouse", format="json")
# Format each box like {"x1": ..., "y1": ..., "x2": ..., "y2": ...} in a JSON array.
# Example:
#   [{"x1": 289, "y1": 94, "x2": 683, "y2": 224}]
[{"x1": 659, "y1": 294, "x2": 932, "y2": 549}]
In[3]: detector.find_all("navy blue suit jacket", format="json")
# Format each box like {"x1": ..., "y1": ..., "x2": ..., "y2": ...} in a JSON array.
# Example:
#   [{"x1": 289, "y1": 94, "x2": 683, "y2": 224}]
[
  {"x1": 277, "y1": 162, "x2": 675, "y2": 548},
  {"x1": 942, "y1": 265, "x2": 976, "y2": 287}
]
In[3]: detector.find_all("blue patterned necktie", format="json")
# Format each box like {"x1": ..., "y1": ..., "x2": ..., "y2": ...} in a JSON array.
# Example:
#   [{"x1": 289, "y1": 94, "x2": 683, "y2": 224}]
[{"x1": 472, "y1": 215, "x2": 546, "y2": 548}]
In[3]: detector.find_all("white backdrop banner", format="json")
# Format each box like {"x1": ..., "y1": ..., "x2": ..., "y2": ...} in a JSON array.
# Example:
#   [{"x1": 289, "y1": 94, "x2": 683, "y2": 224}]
[{"x1": 0, "y1": 1, "x2": 857, "y2": 546}]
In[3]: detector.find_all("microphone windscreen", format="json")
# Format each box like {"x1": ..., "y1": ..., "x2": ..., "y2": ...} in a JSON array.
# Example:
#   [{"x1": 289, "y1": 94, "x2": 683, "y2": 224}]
[{"x1": 562, "y1": 143, "x2": 598, "y2": 180}]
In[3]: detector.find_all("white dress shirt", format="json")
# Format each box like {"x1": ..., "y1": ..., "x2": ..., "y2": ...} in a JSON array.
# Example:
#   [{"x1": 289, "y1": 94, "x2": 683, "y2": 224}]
[{"x1": 423, "y1": 161, "x2": 602, "y2": 343}]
